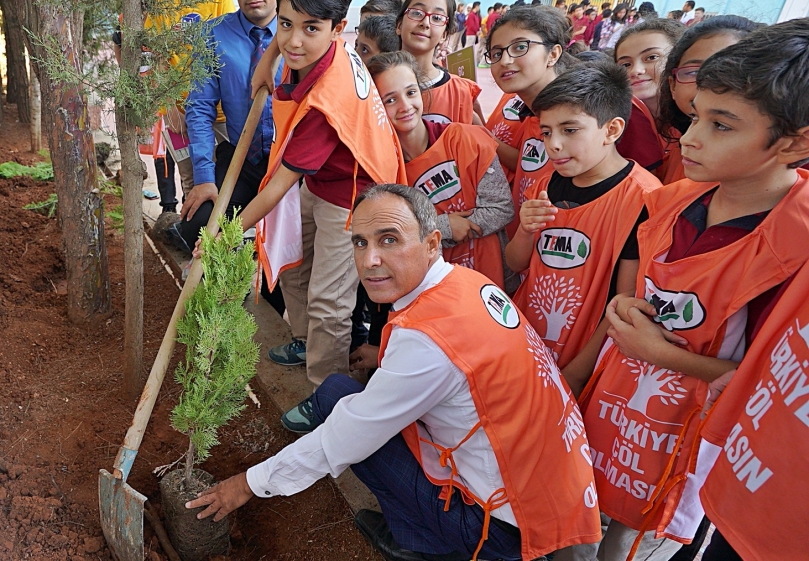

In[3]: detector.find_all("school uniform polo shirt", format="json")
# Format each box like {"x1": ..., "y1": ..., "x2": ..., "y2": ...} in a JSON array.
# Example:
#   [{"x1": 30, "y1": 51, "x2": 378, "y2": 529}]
[
  {"x1": 667, "y1": 188, "x2": 786, "y2": 345},
  {"x1": 277, "y1": 42, "x2": 373, "y2": 209}
]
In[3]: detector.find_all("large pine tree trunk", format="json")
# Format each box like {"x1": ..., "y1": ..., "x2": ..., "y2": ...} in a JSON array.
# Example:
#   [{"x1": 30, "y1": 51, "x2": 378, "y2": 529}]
[
  {"x1": 0, "y1": 0, "x2": 31, "y2": 122},
  {"x1": 24, "y1": 4, "x2": 112, "y2": 324},
  {"x1": 119, "y1": 0, "x2": 145, "y2": 399}
]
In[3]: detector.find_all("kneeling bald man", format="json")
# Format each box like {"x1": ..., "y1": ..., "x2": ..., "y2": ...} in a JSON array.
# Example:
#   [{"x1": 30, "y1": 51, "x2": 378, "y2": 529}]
[{"x1": 188, "y1": 184, "x2": 601, "y2": 561}]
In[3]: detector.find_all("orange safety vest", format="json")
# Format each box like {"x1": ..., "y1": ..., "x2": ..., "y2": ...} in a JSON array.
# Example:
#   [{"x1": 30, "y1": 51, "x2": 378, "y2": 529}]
[
  {"x1": 256, "y1": 42, "x2": 406, "y2": 287},
  {"x1": 513, "y1": 164, "x2": 661, "y2": 368},
  {"x1": 656, "y1": 128, "x2": 686, "y2": 185},
  {"x1": 507, "y1": 116, "x2": 554, "y2": 239},
  {"x1": 423, "y1": 74, "x2": 482, "y2": 124},
  {"x1": 380, "y1": 266, "x2": 601, "y2": 560},
  {"x1": 485, "y1": 92, "x2": 529, "y2": 185},
  {"x1": 485, "y1": 92, "x2": 527, "y2": 148},
  {"x1": 405, "y1": 123, "x2": 505, "y2": 288},
  {"x1": 698, "y1": 261, "x2": 809, "y2": 561},
  {"x1": 581, "y1": 171, "x2": 809, "y2": 546}
]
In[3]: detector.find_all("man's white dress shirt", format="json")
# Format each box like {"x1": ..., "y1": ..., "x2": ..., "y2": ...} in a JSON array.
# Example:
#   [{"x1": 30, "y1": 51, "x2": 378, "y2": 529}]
[{"x1": 246, "y1": 257, "x2": 517, "y2": 525}]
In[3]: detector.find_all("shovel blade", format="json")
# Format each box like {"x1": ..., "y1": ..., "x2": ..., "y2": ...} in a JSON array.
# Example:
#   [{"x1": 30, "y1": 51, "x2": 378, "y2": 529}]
[{"x1": 99, "y1": 469, "x2": 146, "y2": 561}]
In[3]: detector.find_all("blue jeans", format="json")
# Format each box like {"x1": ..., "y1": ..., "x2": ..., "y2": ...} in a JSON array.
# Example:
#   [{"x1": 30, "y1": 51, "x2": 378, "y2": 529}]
[{"x1": 311, "y1": 374, "x2": 522, "y2": 560}]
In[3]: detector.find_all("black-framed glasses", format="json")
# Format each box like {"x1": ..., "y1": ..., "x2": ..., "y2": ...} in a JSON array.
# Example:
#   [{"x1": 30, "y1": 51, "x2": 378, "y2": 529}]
[
  {"x1": 404, "y1": 8, "x2": 450, "y2": 26},
  {"x1": 671, "y1": 65, "x2": 700, "y2": 84},
  {"x1": 484, "y1": 40, "x2": 547, "y2": 64}
]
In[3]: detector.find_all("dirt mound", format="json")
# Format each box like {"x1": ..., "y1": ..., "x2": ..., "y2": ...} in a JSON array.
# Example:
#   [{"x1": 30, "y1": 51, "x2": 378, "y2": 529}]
[{"x1": 0, "y1": 113, "x2": 379, "y2": 560}]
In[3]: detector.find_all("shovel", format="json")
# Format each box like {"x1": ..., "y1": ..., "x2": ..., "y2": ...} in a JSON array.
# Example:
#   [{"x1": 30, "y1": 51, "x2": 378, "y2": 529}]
[{"x1": 99, "y1": 86, "x2": 270, "y2": 561}]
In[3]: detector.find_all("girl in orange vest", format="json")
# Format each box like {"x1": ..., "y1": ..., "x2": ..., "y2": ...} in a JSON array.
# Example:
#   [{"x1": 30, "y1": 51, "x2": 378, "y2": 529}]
[
  {"x1": 367, "y1": 51, "x2": 514, "y2": 290},
  {"x1": 572, "y1": 21, "x2": 809, "y2": 561},
  {"x1": 395, "y1": 0, "x2": 486, "y2": 125},
  {"x1": 656, "y1": 16, "x2": 762, "y2": 185},
  {"x1": 484, "y1": 5, "x2": 577, "y2": 239},
  {"x1": 613, "y1": 19, "x2": 685, "y2": 181}
]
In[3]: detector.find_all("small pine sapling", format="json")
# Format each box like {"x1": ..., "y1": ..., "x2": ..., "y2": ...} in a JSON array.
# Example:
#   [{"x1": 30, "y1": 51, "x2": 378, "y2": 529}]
[{"x1": 171, "y1": 214, "x2": 260, "y2": 486}]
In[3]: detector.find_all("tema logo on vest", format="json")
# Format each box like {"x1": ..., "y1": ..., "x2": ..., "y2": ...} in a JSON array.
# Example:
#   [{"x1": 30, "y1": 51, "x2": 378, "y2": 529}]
[
  {"x1": 644, "y1": 278, "x2": 706, "y2": 330},
  {"x1": 345, "y1": 44, "x2": 371, "y2": 100},
  {"x1": 502, "y1": 97, "x2": 525, "y2": 121},
  {"x1": 537, "y1": 228, "x2": 590, "y2": 269},
  {"x1": 414, "y1": 160, "x2": 462, "y2": 204},
  {"x1": 423, "y1": 114, "x2": 452, "y2": 125},
  {"x1": 520, "y1": 138, "x2": 549, "y2": 172},
  {"x1": 481, "y1": 285, "x2": 520, "y2": 329}
]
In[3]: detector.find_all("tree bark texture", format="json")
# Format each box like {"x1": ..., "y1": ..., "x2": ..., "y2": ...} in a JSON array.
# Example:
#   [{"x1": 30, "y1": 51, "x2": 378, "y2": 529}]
[
  {"x1": 26, "y1": 4, "x2": 112, "y2": 324},
  {"x1": 119, "y1": 0, "x2": 145, "y2": 400},
  {"x1": 29, "y1": 58, "x2": 42, "y2": 152},
  {"x1": 0, "y1": 0, "x2": 31, "y2": 122}
]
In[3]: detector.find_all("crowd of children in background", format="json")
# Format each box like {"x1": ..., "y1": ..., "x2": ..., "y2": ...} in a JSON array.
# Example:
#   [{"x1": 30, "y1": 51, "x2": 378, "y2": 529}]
[{"x1": 176, "y1": 0, "x2": 809, "y2": 557}]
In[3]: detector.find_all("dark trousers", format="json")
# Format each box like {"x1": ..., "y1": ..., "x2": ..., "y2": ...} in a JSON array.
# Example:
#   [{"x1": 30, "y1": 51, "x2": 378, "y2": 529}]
[
  {"x1": 179, "y1": 141, "x2": 268, "y2": 249},
  {"x1": 154, "y1": 153, "x2": 177, "y2": 210},
  {"x1": 181, "y1": 141, "x2": 284, "y2": 312},
  {"x1": 668, "y1": 516, "x2": 711, "y2": 561},
  {"x1": 701, "y1": 529, "x2": 742, "y2": 561},
  {"x1": 311, "y1": 374, "x2": 523, "y2": 561}
]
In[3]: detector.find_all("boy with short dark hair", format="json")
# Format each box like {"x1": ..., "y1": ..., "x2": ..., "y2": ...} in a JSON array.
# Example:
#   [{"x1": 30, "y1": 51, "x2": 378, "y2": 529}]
[
  {"x1": 243, "y1": 0, "x2": 405, "y2": 431},
  {"x1": 506, "y1": 60, "x2": 661, "y2": 396},
  {"x1": 359, "y1": 0, "x2": 403, "y2": 21},
  {"x1": 564, "y1": 19, "x2": 809, "y2": 561},
  {"x1": 355, "y1": 14, "x2": 398, "y2": 64}
]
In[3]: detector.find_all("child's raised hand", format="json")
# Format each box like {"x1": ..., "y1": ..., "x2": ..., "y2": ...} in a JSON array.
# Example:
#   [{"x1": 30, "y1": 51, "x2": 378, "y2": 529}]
[
  {"x1": 519, "y1": 191, "x2": 557, "y2": 234},
  {"x1": 448, "y1": 210, "x2": 483, "y2": 243}
]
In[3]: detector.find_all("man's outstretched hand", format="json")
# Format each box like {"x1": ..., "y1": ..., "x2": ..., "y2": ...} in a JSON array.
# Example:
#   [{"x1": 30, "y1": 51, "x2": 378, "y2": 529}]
[{"x1": 185, "y1": 471, "x2": 254, "y2": 522}]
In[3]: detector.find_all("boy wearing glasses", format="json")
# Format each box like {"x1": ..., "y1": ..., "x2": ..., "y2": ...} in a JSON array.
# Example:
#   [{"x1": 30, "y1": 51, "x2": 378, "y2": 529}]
[
  {"x1": 506, "y1": 61, "x2": 661, "y2": 398},
  {"x1": 562, "y1": 20, "x2": 809, "y2": 561},
  {"x1": 240, "y1": 0, "x2": 406, "y2": 431}
]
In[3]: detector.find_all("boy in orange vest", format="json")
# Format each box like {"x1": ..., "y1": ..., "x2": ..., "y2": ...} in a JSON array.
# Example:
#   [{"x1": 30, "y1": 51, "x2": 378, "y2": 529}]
[
  {"x1": 234, "y1": 0, "x2": 405, "y2": 431},
  {"x1": 694, "y1": 20, "x2": 809, "y2": 561},
  {"x1": 562, "y1": 18, "x2": 809, "y2": 561},
  {"x1": 506, "y1": 60, "x2": 662, "y2": 396}
]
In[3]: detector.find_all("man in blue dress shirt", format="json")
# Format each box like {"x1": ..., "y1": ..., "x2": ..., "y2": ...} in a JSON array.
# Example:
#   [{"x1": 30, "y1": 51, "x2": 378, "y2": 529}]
[{"x1": 180, "y1": 0, "x2": 283, "y2": 250}]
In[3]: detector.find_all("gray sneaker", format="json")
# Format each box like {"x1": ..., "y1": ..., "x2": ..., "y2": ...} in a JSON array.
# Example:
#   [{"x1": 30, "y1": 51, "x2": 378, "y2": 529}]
[
  {"x1": 268, "y1": 338, "x2": 306, "y2": 366},
  {"x1": 281, "y1": 396, "x2": 321, "y2": 433}
]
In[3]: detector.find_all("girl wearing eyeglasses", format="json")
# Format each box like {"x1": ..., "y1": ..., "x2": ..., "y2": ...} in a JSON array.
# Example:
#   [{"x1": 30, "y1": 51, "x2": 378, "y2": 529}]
[
  {"x1": 367, "y1": 50, "x2": 515, "y2": 291},
  {"x1": 395, "y1": 0, "x2": 487, "y2": 125},
  {"x1": 656, "y1": 16, "x2": 763, "y2": 184},
  {"x1": 484, "y1": 5, "x2": 576, "y2": 239}
]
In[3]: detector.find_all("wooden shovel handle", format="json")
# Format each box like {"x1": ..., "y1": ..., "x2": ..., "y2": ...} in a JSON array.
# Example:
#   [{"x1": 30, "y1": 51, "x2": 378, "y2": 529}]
[{"x1": 113, "y1": 87, "x2": 271, "y2": 478}]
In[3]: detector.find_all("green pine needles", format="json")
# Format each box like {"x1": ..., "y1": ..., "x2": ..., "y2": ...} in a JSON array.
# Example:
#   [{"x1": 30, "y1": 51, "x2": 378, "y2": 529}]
[{"x1": 171, "y1": 214, "x2": 259, "y2": 485}]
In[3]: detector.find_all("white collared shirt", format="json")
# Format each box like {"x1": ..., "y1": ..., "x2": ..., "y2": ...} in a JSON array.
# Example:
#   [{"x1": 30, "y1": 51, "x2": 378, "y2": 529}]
[{"x1": 246, "y1": 257, "x2": 516, "y2": 525}]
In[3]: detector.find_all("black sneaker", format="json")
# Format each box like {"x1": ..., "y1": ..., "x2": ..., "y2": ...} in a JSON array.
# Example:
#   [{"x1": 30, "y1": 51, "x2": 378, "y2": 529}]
[{"x1": 354, "y1": 510, "x2": 468, "y2": 561}]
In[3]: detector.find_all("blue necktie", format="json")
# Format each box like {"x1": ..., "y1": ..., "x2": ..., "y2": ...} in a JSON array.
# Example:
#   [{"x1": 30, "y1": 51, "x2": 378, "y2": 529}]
[{"x1": 248, "y1": 27, "x2": 271, "y2": 165}]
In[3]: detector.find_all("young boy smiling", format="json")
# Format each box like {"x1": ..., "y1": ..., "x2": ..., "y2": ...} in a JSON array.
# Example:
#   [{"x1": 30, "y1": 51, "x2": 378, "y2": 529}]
[
  {"x1": 506, "y1": 60, "x2": 661, "y2": 395},
  {"x1": 242, "y1": 0, "x2": 405, "y2": 432},
  {"x1": 567, "y1": 22, "x2": 809, "y2": 561}
]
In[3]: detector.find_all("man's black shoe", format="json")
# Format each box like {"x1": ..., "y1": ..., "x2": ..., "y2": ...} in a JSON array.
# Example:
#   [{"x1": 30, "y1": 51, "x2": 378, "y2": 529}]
[{"x1": 354, "y1": 509, "x2": 468, "y2": 561}]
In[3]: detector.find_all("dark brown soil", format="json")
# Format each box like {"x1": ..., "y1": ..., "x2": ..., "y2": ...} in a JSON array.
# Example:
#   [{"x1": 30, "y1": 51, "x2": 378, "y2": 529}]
[{"x1": 0, "y1": 101, "x2": 380, "y2": 560}]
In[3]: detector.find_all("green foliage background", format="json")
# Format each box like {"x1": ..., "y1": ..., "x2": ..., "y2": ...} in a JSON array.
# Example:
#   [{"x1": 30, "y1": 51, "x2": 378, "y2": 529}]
[
  {"x1": 31, "y1": 0, "x2": 222, "y2": 131},
  {"x1": 172, "y1": 214, "x2": 259, "y2": 470}
]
